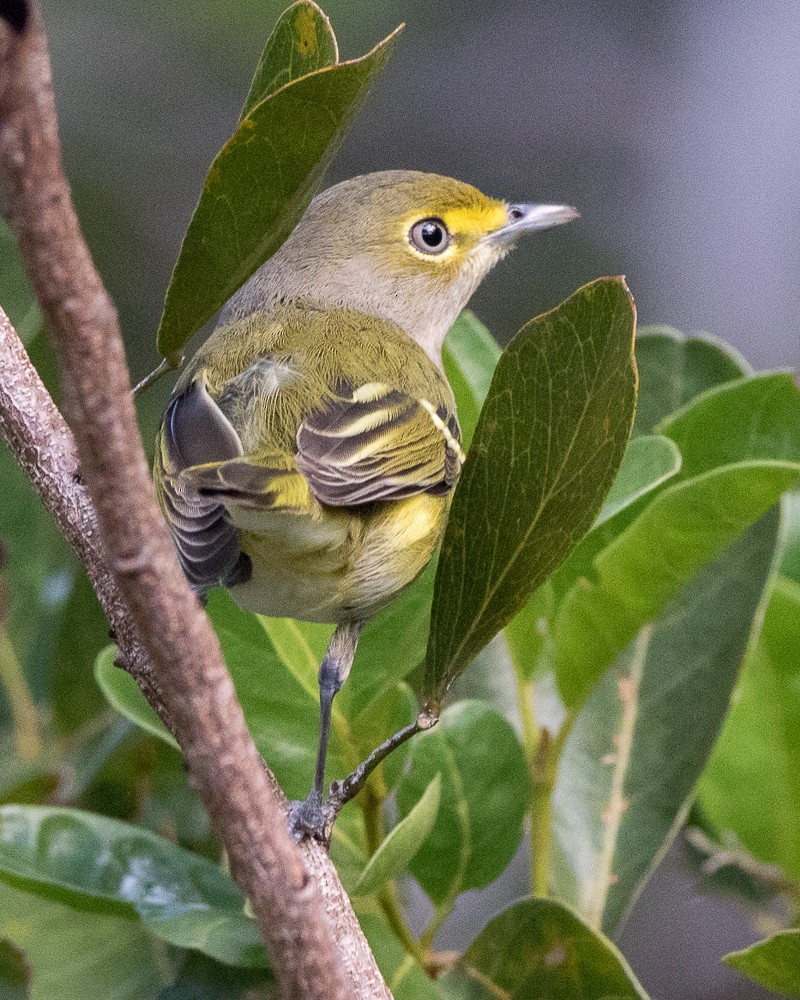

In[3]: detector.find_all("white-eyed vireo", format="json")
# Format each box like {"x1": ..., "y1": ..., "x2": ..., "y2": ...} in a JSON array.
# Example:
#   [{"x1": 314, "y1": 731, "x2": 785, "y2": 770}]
[{"x1": 154, "y1": 171, "x2": 576, "y2": 839}]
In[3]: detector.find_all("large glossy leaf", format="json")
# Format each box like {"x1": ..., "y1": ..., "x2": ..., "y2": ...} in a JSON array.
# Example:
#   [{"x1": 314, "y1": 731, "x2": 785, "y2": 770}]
[
  {"x1": 0, "y1": 878, "x2": 167, "y2": 1000},
  {"x1": 724, "y1": 929, "x2": 800, "y2": 997},
  {"x1": 633, "y1": 325, "x2": 749, "y2": 435},
  {"x1": 424, "y1": 278, "x2": 637, "y2": 707},
  {"x1": 442, "y1": 310, "x2": 501, "y2": 448},
  {"x1": 396, "y1": 701, "x2": 530, "y2": 905},
  {"x1": 538, "y1": 327, "x2": 748, "y2": 618},
  {"x1": 554, "y1": 372, "x2": 800, "y2": 707},
  {"x1": 0, "y1": 805, "x2": 266, "y2": 968},
  {"x1": 658, "y1": 372, "x2": 800, "y2": 474},
  {"x1": 698, "y1": 574, "x2": 800, "y2": 881},
  {"x1": 212, "y1": 593, "x2": 355, "y2": 798},
  {"x1": 354, "y1": 773, "x2": 441, "y2": 896},
  {"x1": 556, "y1": 462, "x2": 798, "y2": 707},
  {"x1": 240, "y1": 1, "x2": 337, "y2": 119},
  {"x1": 156, "y1": 18, "x2": 401, "y2": 359},
  {"x1": 551, "y1": 508, "x2": 780, "y2": 933},
  {"x1": 438, "y1": 898, "x2": 648, "y2": 999},
  {"x1": 503, "y1": 433, "x2": 681, "y2": 685}
]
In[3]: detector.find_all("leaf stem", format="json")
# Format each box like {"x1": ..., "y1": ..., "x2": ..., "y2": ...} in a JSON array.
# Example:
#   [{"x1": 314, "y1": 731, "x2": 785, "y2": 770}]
[
  {"x1": 379, "y1": 882, "x2": 430, "y2": 969},
  {"x1": 514, "y1": 669, "x2": 539, "y2": 772},
  {"x1": 419, "y1": 894, "x2": 458, "y2": 954},
  {"x1": 0, "y1": 626, "x2": 42, "y2": 760},
  {"x1": 132, "y1": 355, "x2": 182, "y2": 397},
  {"x1": 529, "y1": 711, "x2": 575, "y2": 898}
]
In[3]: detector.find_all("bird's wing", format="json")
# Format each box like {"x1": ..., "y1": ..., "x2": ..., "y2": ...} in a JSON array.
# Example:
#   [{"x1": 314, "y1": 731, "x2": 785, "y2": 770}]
[
  {"x1": 295, "y1": 380, "x2": 464, "y2": 505},
  {"x1": 154, "y1": 375, "x2": 253, "y2": 591}
]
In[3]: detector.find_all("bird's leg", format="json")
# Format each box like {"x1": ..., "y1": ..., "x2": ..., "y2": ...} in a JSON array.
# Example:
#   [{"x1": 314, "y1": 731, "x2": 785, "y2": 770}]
[{"x1": 288, "y1": 619, "x2": 363, "y2": 843}]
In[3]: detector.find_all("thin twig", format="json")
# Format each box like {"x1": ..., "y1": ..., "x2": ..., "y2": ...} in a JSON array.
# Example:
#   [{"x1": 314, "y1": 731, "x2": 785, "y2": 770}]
[{"x1": 0, "y1": 9, "x2": 390, "y2": 999}]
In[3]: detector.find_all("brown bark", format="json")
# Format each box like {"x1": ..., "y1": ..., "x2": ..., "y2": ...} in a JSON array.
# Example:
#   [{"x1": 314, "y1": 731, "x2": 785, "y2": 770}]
[{"x1": 0, "y1": 8, "x2": 391, "y2": 999}]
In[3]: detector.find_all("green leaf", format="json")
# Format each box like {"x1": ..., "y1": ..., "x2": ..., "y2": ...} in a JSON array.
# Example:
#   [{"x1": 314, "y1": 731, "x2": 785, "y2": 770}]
[
  {"x1": 240, "y1": 1, "x2": 337, "y2": 119},
  {"x1": 345, "y1": 558, "x2": 437, "y2": 714},
  {"x1": 555, "y1": 462, "x2": 798, "y2": 707},
  {"x1": 95, "y1": 645, "x2": 178, "y2": 749},
  {"x1": 725, "y1": 929, "x2": 800, "y2": 997},
  {"x1": 547, "y1": 326, "x2": 748, "y2": 610},
  {"x1": 780, "y1": 490, "x2": 800, "y2": 583},
  {"x1": 442, "y1": 310, "x2": 501, "y2": 448},
  {"x1": 633, "y1": 325, "x2": 749, "y2": 435},
  {"x1": 212, "y1": 594, "x2": 352, "y2": 799},
  {"x1": 396, "y1": 701, "x2": 530, "y2": 905},
  {"x1": 352, "y1": 680, "x2": 418, "y2": 793},
  {"x1": 596, "y1": 435, "x2": 681, "y2": 525},
  {"x1": 508, "y1": 434, "x2": 680, "y2": 684},
  {"x1": 555, "y1": 371, "x2": 800, "y2": 707},
  {"x1": 158, "y1": 954, "x2": 274, "y2": 1000},
  {"x1": 354, "y1": 773, "x2": 441, "y2": 896},
  {"x1": 438, "y1": 897, "x2": 648, "y2": 999},
  {"x1": 0, "y1": 878, "x2": 167, "y2": 1000},
  {"x1": 0, "y1": 805, "x2": 266, "y2": 968},
  {"x1": 551, "y1": 508, "x2": 780, "y2": 933},
  {"x1": 424, "y1": 277, "x2": 637, "y2": 706},
  {"x1": 698, "y1": 574, "x2": 800, "y2": 881},
  {"x1": 156, "y1": 21, "x2": 401, "y2": 359},
  {"x1": 658, "y1": 372, "x2": 800, "y2": 475}
]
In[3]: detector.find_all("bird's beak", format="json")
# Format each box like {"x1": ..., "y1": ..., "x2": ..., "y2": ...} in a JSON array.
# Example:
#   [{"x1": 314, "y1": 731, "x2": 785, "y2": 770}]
[{"x1": 487, "y1": 203, "x2": 579, "y2": 247}]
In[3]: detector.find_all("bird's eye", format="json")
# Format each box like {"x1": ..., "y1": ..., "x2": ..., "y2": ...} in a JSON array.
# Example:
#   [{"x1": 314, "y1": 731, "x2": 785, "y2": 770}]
[{"x1": 409, "y1": 218, "x2": 451, "y2": 255}]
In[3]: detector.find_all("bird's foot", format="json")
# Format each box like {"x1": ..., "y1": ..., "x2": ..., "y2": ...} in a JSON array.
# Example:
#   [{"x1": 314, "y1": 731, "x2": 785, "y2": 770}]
[
  {"x1": 287, "y1": 791, "x2": 339, "y2": 847},
  {"x1": 287, "y1": 712, "x2": 439, "y2": 846}
]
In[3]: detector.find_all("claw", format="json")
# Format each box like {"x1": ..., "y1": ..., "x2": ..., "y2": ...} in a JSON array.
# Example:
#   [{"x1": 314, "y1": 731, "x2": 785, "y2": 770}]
[{"x1": 287, "y1": 792, "x2": 338, "y2": 847}]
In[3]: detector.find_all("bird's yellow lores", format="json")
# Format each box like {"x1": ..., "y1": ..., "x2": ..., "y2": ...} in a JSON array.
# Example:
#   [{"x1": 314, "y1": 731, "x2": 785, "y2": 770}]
[{"x1": 154, "y1": 170, "x2": 576, "y2": 839}]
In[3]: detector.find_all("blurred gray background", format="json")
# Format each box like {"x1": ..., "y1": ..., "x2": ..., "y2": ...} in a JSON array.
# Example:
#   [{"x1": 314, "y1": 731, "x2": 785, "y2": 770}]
[{"x1": 39, "y1": 1, "x2": 800, "y2": 997}]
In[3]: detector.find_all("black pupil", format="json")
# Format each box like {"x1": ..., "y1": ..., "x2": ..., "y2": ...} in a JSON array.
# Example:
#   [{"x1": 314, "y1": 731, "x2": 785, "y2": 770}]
[{"x1": 421, "y1": 222, "x2": 443, "y2": 247}]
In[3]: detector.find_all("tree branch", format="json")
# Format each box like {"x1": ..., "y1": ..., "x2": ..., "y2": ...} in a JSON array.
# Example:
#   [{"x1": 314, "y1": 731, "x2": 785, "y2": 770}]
[{"x1": 0, "y1": 9, "x2": 390, "y2": 999}]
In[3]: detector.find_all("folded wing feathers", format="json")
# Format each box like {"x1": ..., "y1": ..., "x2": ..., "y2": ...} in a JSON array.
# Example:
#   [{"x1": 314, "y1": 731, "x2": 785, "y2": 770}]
[{"x1": 297, "y1": 383, "x2": 464, "y2": 506}]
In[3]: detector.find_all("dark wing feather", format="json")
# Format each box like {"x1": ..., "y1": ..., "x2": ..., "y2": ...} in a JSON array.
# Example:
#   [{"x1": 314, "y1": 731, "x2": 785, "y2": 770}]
[
  {"x1": 156, "y1": 376, "x2": 249, "y2": 591},
  {"x1": 296, "y1": 382, "x2": 464, "y2": 507}
]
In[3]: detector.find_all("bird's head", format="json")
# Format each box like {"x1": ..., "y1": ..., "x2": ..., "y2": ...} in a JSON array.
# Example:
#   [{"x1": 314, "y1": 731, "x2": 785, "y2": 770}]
[{"x1": 229, "y1": 170, "x2": 577, "y2": 363}]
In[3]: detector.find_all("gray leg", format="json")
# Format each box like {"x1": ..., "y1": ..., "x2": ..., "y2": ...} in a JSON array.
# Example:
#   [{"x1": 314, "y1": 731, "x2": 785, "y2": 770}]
[{"x1": 288, "y1": 620, "x2": 363, "y2": 843}]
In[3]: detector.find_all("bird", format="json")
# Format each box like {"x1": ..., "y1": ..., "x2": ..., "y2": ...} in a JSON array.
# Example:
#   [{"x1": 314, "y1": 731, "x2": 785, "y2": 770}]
[{"x1": 153, "y1": 170, "x2": 577, "y2": 840}]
